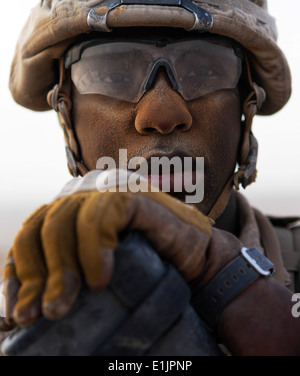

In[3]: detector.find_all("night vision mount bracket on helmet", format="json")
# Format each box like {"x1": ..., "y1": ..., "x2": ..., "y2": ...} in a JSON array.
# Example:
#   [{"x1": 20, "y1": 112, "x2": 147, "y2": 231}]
[{"x1": 88, "y1": 0, "x2": 213, "y2": 33}]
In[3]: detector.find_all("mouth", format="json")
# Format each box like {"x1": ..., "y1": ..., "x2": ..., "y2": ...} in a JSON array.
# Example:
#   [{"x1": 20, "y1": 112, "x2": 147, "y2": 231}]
[{"x1": 137, "y1": 150, "x2": 201, "y2": 194}]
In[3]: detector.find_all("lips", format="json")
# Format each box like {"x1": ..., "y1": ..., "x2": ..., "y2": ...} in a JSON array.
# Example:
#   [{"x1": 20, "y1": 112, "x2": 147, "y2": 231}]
[
  {"x1": 148, "y1": 171, "x2": 196, "y2": 194},
  {"x1": 142, "y1": 150, "x2": 199, "y2": 193}
]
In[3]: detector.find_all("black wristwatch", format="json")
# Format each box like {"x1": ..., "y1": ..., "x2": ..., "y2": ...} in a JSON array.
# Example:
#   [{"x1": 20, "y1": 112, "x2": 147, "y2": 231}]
[{"x1": 191, "y1": 247, "x2": 276, "y2": 330}]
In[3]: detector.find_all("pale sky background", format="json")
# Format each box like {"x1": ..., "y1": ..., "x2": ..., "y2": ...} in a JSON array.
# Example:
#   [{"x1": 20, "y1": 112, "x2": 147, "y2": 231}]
[{"x1": 0, "y1": 1, "x2": 300, "y2": 266}]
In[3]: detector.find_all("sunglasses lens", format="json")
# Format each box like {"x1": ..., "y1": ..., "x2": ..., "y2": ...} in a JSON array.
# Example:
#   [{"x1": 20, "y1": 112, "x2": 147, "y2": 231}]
[
  {"x1": 70, "y1": 39, "x2": 242, "y2": 102},
  {"x1": 71, "y1": 43, "x2": 153, "y2": 102},
  {"x1": 173, "y1": 41, "x2": 242, "y2": 101}
]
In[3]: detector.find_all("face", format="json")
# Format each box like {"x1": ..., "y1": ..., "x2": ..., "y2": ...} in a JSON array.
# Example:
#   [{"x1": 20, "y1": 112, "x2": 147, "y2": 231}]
[{"x1": 72, "y1": 44, "x2": 242, "y2": 215}]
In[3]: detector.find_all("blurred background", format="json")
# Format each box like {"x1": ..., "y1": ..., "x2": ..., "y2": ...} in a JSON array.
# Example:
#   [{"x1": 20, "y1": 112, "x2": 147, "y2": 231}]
[{"x1": 0, "y1": 1, "x2": 300, "y2": 271}]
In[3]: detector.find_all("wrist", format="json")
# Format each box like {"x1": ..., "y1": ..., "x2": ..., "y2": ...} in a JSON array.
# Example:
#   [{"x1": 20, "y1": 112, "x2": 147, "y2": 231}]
[
  {"x1": 217, "y1": 277, "x2": 299, "y2": 356},
  {"x1": 191, "y1": 247, "x2": 275, "y2": 331}
]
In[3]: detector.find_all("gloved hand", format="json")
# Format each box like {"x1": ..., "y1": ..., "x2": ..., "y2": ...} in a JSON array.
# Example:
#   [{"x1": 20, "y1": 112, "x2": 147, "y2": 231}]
[{"x1": 2, "y1": 172, "x2": 242, "y2": 329}]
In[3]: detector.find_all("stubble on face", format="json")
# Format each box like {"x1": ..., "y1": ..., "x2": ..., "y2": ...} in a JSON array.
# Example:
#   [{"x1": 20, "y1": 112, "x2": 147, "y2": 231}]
[{"x1": 72, "y1": 82, "x2": 241, "y2": 214}]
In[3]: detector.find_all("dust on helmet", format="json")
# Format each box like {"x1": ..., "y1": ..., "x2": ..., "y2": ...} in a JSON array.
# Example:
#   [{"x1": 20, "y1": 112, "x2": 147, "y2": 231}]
[{"x1": 10, "y1": 0, "x2": 291, "y2": 114}]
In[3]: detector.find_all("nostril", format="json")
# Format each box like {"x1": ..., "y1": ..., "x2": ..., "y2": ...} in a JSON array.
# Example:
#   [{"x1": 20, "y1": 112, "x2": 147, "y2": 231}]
[
  {"x1": 145, "y1": 123, "x2": 190, "y2": 135},
  {"x1": 176, "y1": 123, "x2": 188, "y2": 131},
  {"x1": 144, "y1": 127, "x2": 156, "y2": 134},
  {"x1": 140, "y1": 127, "x2": 156, "y2": 135}
]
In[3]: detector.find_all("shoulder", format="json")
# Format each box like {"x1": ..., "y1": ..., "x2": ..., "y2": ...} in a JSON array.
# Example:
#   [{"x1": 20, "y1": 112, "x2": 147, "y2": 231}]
[{"x1": 268, "y1": 216, "x2": 300, "y2": 293}]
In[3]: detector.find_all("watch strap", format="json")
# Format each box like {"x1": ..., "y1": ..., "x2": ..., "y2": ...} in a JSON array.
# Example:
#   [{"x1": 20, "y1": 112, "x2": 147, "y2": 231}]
[{"x1": 191, "y1": 247, "x2": 275, "y2": 330}]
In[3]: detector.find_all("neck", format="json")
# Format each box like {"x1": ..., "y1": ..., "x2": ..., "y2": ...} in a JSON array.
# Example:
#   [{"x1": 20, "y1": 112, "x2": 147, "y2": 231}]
[{"x1": 214, "y1": 190, "x2": 240, "y2": 236}]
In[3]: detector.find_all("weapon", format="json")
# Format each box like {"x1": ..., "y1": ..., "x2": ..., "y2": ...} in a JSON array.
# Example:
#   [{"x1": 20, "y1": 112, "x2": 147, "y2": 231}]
[{"x1": 2, "y1": 232, "x2": 222, "y2": 356}]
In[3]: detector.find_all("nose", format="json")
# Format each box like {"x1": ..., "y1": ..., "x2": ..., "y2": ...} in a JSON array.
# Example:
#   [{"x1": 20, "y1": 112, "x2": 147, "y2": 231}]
[{"x1": 135, "y1": 70, "x2": 193, "y2": 135}]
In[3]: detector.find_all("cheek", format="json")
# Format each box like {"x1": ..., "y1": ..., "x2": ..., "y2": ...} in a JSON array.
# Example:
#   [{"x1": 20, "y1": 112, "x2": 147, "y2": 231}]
[
  {"x1": 72, "y1": 94, "x2": 136, "y2": 168},
  {"x1": 188, "y1": 92, "x2": 241, "y2": 166},
  {"x1": 212, "y1": 101, "x2": 241, "y2": 163},
  {"x1": 186, "y1": 92, "x2": 241, "y2": 213}
]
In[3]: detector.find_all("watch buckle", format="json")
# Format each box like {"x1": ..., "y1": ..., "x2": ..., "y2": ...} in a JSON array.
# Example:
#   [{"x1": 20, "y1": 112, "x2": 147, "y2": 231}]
[{"x1": 241, "y1": 247, "x2": 272, "y2": 276}]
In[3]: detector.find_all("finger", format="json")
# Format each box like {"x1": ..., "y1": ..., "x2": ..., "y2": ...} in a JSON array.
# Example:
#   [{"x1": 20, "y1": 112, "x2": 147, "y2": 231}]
[
  {"x1": 41, "y1": 195, "x2": 85, "y2": 320},
  {"x1": 77, "y1": 191, "x2": 132, "y2": 290},
  {"x1": 0, "y1": 317, "x2": 16, "y2": 331},
  {"x1": 128, "y1": 193, "x2": 211, "y2": 281},
  {"x1": 12, "y1": 205, "x2": 49, "y2": 327},
  {"x1": 141, "y1": 191, "x2": 212, "y2": 236},
  {"x1": 198, "y1": 228, "x2": 243, "y2": 287},
  {"x1": 3, "y1": 251, "x2": 19, "y2": 328},
  {"x1": 2, "y1": 249, "x2": 19, "y2": 330}
]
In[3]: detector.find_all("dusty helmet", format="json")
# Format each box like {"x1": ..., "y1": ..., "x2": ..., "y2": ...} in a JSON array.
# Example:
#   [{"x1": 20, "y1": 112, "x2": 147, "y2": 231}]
[{"x1": 10, "y1": 0, "x2": 291, "y2": 115}]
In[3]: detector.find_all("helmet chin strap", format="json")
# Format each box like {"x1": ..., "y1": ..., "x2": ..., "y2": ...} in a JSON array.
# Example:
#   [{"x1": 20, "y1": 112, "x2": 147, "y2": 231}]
[
  {"x1": 207, "y1": 54, "x2": 266, "y2": 223},
  {"x1": 47, "y1": 58, "x2": 89, "y2": 177},
  {"x1": 48, "y1": 56, "x2": 266, "y2": 223}
]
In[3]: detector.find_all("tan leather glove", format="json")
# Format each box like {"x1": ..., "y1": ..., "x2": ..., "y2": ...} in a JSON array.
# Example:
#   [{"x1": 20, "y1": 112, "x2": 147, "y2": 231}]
[{"x1": 2, "y1": 170, "x2": 242, "y2": 329}]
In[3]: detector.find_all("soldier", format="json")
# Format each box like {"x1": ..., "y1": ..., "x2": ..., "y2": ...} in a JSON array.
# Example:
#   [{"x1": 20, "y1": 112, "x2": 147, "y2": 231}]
[{"x1": 1, "y1": 0, "x2": 300, "y2": 355}]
